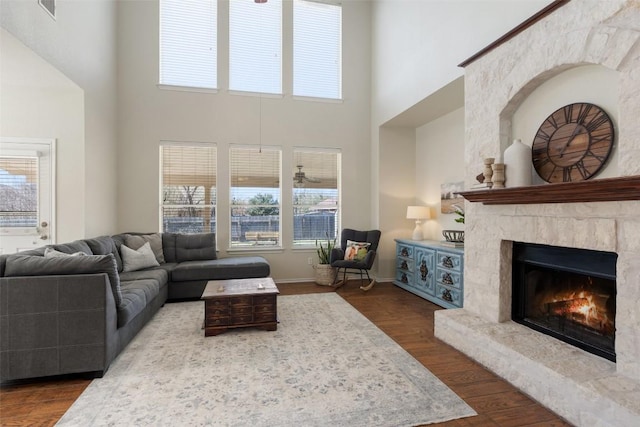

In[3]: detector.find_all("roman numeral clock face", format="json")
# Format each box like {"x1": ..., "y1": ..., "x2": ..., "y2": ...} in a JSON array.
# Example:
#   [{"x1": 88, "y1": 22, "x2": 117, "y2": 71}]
[{"x1": 532, "y1": 103, "x2": 614, "y2": 183}]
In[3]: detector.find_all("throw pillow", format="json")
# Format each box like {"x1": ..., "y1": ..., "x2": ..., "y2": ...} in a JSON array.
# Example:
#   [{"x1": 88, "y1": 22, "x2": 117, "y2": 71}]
[
  {"x1": 44, "y1": 247, "x2": 88, "y2": 258},
  {"x1": 343, "y1": 240, "x2": 371, "y2": 262},
  {"x1": 125, "y1": 233, "x2": 165, "y2": 264},
  {"x1": 121, "y1": 242, "x2": 160, "y2": 272}
]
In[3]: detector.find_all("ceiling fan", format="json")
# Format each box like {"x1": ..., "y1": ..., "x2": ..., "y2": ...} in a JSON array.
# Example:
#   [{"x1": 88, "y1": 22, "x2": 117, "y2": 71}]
[{"x1": 294, "y1": 165, "x2": 321, "y2": 185}]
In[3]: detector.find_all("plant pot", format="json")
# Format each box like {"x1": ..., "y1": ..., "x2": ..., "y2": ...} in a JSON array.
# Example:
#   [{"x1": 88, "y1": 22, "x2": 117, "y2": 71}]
[{"x1": 313, "y1": 264, "x2": 336, "y2": 286}]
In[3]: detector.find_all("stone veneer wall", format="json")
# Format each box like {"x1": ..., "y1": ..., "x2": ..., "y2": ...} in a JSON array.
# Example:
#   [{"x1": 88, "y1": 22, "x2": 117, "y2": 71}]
[{"x1": 435, "y1": 1, "x2": 640, "y2": 425}]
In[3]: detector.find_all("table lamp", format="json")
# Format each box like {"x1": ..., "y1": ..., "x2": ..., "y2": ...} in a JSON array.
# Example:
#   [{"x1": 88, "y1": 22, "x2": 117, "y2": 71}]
[{"x1": 406, "y1": 206, "x2": 431, "y2": 240}]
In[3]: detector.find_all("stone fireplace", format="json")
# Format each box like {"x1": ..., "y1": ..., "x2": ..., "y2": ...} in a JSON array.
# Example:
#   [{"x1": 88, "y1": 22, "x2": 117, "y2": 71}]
[{"x1": 434, "y1": 1, "x2": 640, "y2": 426}]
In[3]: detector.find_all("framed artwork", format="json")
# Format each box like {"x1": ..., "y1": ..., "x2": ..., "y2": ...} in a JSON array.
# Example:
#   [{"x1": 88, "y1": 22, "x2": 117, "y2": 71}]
[{"x1": 441, "y1": 181, "x2": 464, "y2": 214}]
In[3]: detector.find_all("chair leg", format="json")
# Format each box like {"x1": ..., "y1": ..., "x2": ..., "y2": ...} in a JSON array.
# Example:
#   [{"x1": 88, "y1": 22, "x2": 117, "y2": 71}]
[
  {"x1": 331, "y1": 268, "x2": 346, "y2": 290},
  {"x1": 359, "y1": 270, "x2": 376, "y2": 292}
]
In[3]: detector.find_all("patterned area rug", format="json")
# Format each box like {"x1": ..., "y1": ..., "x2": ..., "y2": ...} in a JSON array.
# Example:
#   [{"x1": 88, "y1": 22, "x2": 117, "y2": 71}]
[{"x1": 57, "y1": 293, "x2": 476, "y2": 426}]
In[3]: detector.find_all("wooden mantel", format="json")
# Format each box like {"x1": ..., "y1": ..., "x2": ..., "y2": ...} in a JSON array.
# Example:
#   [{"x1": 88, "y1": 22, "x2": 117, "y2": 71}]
[{"x1": 457, "y1": 176, "x2": 640, "y2": 205}]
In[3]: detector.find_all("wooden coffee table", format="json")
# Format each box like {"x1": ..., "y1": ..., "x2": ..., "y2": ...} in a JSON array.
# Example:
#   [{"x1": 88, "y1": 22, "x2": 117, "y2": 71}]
[{"x1": 201, "y1": 277, "x2": 279, "y2": 336}]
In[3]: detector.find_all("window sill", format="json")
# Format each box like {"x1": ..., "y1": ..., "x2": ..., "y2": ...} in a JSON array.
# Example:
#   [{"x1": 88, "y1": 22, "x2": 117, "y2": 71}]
[
  {"x1": 226, "y1": 246, "x2": 284, "y2": 254},
  {"x1": 157, "y1": 84, "x2": 218, "y2": 94}
]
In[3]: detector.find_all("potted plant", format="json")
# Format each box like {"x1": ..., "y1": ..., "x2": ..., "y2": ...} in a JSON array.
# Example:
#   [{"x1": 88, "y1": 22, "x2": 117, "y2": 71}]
[
  {"x1": 314, "y1": 235, "x2": 337, "y2": 286},
  {"x1": 442, "y1": 204, "x2": 465, "y2": 243}
]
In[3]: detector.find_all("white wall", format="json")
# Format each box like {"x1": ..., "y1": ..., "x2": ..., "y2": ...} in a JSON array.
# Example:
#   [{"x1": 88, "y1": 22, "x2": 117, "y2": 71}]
[
  {"x1": 116, "y1": 0, "x2": 372, "y2": 281},
  {"x1": 371, "y1": 0, "x2": 551, "y2": 125},
  {"x1": 0, "y1": 29, "x2": 85, "y2": 243},
  {"x1": 416, "y1": 107, "x2": 465, "y2": 240},
  {"x1": 0, "y1": 0, "x2": 119, "y2": 238}
]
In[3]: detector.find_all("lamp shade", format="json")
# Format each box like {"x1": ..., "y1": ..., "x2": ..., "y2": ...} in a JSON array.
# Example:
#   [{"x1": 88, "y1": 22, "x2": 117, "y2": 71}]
[{"x1": 406, "y1": 206, "x2": 430, "y2": 220}]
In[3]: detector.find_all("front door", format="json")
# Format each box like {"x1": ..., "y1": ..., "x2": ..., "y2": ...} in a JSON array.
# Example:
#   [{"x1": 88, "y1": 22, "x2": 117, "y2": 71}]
[{"x1": 0, "y1": 138, "x2": 55, "y2": 254}]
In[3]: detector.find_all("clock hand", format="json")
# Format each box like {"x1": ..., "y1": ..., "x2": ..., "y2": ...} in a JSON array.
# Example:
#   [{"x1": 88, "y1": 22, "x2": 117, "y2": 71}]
[{"x1": 559, "y1": 125, "x2": 583, "y2": 158}]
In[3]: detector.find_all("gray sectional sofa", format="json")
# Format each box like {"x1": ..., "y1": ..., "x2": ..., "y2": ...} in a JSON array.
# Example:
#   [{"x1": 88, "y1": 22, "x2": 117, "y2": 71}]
[{"x1": 0, "y1": 232, "x2": 270, "y2": 382}]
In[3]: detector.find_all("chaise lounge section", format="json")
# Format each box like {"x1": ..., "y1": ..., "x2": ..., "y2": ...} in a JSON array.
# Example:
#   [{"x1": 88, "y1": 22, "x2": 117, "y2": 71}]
[{"x1": 0, "y1": 232, "x2": 270, "y2": 382}]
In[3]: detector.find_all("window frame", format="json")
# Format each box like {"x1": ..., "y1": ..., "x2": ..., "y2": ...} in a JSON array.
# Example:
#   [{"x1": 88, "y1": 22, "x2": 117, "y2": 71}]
[
  {"x1": 159, "y1": 142, "x2": 218, "y2": 235},
  {"x1": 229, "y1": 144, "x2": 283, "y2": 250},
  {"x1": 292, "y1": 148, "x2": 341, "y2": 248}
]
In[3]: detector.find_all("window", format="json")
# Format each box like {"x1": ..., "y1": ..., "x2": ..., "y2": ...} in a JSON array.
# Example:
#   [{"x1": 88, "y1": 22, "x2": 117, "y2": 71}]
[
  {"x1": 0, "y1": 156, "x2": 38, "y2": 228},
  {"x1": 160, "y1": 143, "x2": 217, "y2": 234},
  {"x1": 229, "y1": 0, "x2": 282, "y2": 94},
  {"x1": 292, "y1": 149, "x2": 340, "y2": 246},
  {"x1": 159, "y1": 0, "x2": 217, "y2": 89},
  {"x1": 230, "y1": 146, "x2": 281, "y2": 247},
  {"x1": 293, "y1": 0, "x2": 342, "y2": 99}
]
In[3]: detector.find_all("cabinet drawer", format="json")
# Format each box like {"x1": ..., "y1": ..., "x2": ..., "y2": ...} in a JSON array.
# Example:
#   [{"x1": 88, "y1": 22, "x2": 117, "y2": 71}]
[
  {"x1": 435, "y1": 284, "x2": 462, "y2": 307},
  {"x1": 396, "y1": 270, "x2": 413, "y2": 286},
  {"x1": 231, "y1": 296, "x2": 252, "y2": 306},
  {"x1": 253, "y1": 294, "x2": 276, "y2": 305},
  {"x1": 397, "y1": 258, "x2": 414, "y2": 273},
  {"x1": 206, "y1": 299, "x2": 229, "y2": 310},
  {"x1": 231, "y1": 315, "x2": 254, "y2": 324},
  {"x1": 232, "y1": 306, "x2": 252, "y2": 316},
  {"x1": 254, "y1": 304, "x2": 275, "y2": 315},
  {"x1": 206, "y1": 316, "x2": 230, "y2": 326},
  {"x1": 254, "y1": 312, "x2": 277, "y2": 323},
  {"x1": 397, "y1": 244, "x2": 413, "y2": 259},
  {"x1": 207, "y1": 308, "x2": 230, "y2": 317},
  {"x1": 436, "y1": 268, "x2": 462, "y2": 289},
  {"x1": 436, "y1": 252, "x2": 462, "y2": 272}
]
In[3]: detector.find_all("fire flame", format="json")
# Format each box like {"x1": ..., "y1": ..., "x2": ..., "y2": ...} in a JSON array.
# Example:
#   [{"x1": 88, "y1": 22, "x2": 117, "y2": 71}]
[{"x1": 548, "y1": 289, "x2": 612, "y2": 333}]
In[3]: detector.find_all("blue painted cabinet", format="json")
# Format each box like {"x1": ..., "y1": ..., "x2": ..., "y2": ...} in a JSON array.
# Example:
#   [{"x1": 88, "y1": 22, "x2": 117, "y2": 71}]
[{"x1": 393, "y1": 239, "x2": 464, "y2": 309}]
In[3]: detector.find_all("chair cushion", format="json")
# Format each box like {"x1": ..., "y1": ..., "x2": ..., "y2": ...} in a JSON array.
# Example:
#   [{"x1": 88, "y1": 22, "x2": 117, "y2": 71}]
[{"x1": 171, "y1": 257, "x2": 269, "y2": 282}]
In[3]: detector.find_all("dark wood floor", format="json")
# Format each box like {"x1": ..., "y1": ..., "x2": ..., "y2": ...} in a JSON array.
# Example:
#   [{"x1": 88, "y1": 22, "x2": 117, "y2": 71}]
[{"x1": 0, "y1": 282, "x2": 572, "y2": 426}]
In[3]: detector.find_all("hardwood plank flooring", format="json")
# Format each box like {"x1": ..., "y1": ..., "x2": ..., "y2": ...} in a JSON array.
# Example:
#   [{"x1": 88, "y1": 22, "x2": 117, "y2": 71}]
[{"x1": 0, "y1": 282, "x2": 573, "y2": 426}]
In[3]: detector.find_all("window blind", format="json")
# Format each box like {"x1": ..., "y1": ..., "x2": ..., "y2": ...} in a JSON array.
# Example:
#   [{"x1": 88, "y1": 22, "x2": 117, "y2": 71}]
[
  {"x1": 160, "y1": 0, "x2": 217, "y2": 89},
  {"x1": 160, "y1": 144, "x2": 217, "y2": 234},
  {"x1": 230, "y1": 146, "x2": 281, "y2": 246},
  {"x1": 0, "y1": 157, "x2": 38, "y2": 228},
  {"x1": 229, "y1": 0, "x2": 282, "y2": 94},
  {"x1": 292, "y1": 149, "x2": 340, "y2": 245},
  {"x1": 293, "y1": 0, "x2": 342, "y2": 99}
]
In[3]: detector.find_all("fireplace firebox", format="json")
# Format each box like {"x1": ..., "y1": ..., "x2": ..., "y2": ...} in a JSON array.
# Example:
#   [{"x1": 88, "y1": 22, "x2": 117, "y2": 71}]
[{"x1": 512, "y1": 242, "x2": 617, "y2": 362}]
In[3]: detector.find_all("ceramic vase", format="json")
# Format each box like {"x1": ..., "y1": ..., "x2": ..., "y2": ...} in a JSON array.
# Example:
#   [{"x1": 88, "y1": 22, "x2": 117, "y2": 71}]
[{"x1": 503, "y1": 139, "x2": 532, "y2": 187}]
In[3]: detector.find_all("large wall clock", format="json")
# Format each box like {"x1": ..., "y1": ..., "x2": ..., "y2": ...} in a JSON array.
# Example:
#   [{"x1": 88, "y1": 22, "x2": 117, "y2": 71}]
[{"x1": 531, "y1": 102, "x2": 614, "y2": 183}]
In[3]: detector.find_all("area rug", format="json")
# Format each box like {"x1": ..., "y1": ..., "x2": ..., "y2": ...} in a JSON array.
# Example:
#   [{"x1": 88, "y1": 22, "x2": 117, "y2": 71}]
[{"x1": 57, "y1": 293, "x2": 476, "y2": 426}]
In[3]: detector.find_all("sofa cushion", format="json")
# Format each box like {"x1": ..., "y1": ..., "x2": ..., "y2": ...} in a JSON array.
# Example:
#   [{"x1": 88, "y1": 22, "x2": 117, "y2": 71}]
[
  {"x1": 121, "y1": 242, "x2": 160, "y2": 272},
  {"x1": 171, "y1": 257, "x2": 270, "y2": 282},
  {"x1": 125, "y1": 233, "x2": 165, "y2": 264},
  {"x1": 175, "y1": 233, "x2": 217, "y2": 262},
  {"x1": 117, "y1": 280, "x2": 163, "y2": 328},
  {"x1": 161, "y1": 233, "x2": 178, "y2": 263},
  {"x1": 4, "y1": 253, "x2": 122, "y2": 307},
  {"x1": 119, "y1": 267, "x2": 168, "y2": 285},
  {"x1": 48, "y1": 240, "x2": 92, "y2": 256},
  {"x1": 85, "y1": 236, "x2": 123, "y2": 272}
]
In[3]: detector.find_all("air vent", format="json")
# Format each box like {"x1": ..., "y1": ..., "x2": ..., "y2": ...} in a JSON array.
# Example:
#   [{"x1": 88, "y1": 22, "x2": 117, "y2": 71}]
[{"x1": 39, "y1": 0, "x2": 56, "y2": 19}]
